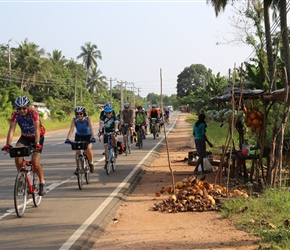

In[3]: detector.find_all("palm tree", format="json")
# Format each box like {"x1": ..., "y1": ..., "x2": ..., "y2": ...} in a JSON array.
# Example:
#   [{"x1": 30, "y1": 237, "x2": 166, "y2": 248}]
[
  {"x1": 48, "y1": 50, "x2": 67, "y2": 66},
  {"x1": 11, "y1": 38, "x2": 47, "y2": 91},
  {"x1": 77, "y1": 42, "x2": 102, "y2": 100},
  {"x1": 87, "y1": 68, "x2": 107, "y2": 93}
]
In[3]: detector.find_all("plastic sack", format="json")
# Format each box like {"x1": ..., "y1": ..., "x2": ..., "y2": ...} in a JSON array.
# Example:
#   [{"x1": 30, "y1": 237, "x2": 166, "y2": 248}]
[{"x1": 197, "y1": 157, "x2": 213, "y2": 172}]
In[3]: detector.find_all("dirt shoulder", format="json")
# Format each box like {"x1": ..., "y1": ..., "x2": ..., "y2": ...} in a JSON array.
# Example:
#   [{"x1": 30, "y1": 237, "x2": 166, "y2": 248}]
[{"x1": 91, "y1": 113, "x2": 260, "y2": 250}]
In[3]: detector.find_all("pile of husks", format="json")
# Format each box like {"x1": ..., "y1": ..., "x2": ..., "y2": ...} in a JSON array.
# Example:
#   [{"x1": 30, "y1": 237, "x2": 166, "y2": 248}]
[{"x1": 152, "y1": 175, "x2": 249, "y2": 213}]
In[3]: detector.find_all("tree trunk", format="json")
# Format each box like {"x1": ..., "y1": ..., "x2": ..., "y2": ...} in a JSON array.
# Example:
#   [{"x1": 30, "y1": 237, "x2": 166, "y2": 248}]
[
  {"x1": 279, "y1": 0, "x2": 290, "y2": 84},
  {"x1": 264, "y1": 1, "x2": 275, "y2": 91}
]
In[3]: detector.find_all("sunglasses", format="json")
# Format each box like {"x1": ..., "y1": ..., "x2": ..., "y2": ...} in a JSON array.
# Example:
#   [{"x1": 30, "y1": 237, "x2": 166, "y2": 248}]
[
  {"x1": 105, "y1": 112, "x2": 112, "y2": 115},
  {"x1": 76, "y1": 113, "x2": 84, "y2": 116},
  {"x1": 17, "y1": 107, "x2": 27, "y2": 111}
]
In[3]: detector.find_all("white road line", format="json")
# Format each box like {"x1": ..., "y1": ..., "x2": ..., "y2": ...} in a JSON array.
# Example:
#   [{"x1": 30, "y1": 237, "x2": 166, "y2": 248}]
[{"x1": 59, "y1": 116, "x2": 178, "y2": 250}]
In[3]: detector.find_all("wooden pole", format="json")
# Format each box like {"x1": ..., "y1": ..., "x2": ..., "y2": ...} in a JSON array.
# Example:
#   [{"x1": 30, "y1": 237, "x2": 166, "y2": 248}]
[{"x1": 160, "y1": 68, "x2": 175, "y2": 194}]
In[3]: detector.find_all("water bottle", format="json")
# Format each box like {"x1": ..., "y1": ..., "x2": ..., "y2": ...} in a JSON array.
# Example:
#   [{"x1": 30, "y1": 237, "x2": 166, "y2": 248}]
[
  {"x1": 33, "y1": 172, "x2": 39, "y2": 189},
  {"x1": 242, "y1": 140, "x2": 250, "y2": 156},
  {"x1": 28, "y1": 171, "x2": 34, "y2": 184}
]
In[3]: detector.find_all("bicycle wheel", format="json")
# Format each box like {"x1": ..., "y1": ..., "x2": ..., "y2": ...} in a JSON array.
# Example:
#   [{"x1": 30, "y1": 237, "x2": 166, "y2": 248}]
[
  {"x1": 105, "y1": 147, "x2": 111, "y2": 175},
  {"x1": 152, "y1": 125, "x2": 156, "y2": 139},
  {"x1": 124, "y1": 134, "x2": 128, "y2": 156},
  {"x1": 112, "y1": 149, "x2": 116, "y2": 171},
  {"x1": 138, "y1": 131, "x2": 142, "y2": 149},
  {"x1": 127, "y1": 133, "x2": 131, "y2": 154},
  {"x1": 14, "y1": 171, "x2": 27, "y2": 218},
  {"x1": 77, "y1": 158, "x2": 84, "y2": 190},
  {"x1": 32, "y1": 172, "x2": 42, "y2": 207},
  {"x1": 84, "y1": 158, "x2": 90, "y2": 184}
]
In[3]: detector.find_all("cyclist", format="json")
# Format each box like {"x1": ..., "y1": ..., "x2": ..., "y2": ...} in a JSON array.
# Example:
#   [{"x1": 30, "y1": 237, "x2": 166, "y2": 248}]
[
  {"x1": 147, "y1": 104, "x2": 161, "y2": 137},
  {"x1": 135, "y1": 106, "x2": 147, "y2": 146},
  {"x1": 99, "y1": 105, "x2": 119, "y2": 157},
  {"x1": 120, "y1": 103, "x2": 134, "y2": 147},
  {"x1": 65, "y1": 106, "x2": 96, "y2": 174},
  {"x1": 99, "y1": 103, "x2": 116, "y2": 119},
  {"x1": 164, "y1": 107, "x2": 170, "y2": 123},
  {"x1": 2, "y1": 96, "x2": 46, "y2": 196}
]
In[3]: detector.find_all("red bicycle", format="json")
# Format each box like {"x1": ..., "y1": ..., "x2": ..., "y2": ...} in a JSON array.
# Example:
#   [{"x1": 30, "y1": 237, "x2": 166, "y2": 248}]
[{"x1": 2, "y1": 145, "x2": 42, "y2": 218}]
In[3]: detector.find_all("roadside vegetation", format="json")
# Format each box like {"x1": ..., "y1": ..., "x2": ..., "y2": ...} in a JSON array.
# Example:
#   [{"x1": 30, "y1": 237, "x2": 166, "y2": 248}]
[{"x1": 187, "y1": 113, "x2": 290, "y2": 249}]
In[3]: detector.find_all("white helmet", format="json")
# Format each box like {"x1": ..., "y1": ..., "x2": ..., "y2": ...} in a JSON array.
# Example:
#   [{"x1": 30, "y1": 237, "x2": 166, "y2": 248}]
[
  {"x1": 14, "y1": 96, "x2": 31, "y2": 108},
  {"x1": 124, "y1": 103, "x2": 130, "y2": 108},
  {"x1": 74, "y1": 106, "x2": 86, "y2": 113}
]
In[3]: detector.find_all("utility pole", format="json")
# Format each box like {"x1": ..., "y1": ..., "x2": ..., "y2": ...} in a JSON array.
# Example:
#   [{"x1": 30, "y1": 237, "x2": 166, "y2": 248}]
[
  {"x1": 7, "y1": 39, "x2": 12, "y2": 83},
  {"x1": 117, "y1": 80, "x2": 125, "y2": 112},
  {"x1": 109, "y1": 78, "x2": 117, "y2": 104},
  {"x1": 74, "y1": 73, "x2": 77, "y2": 108},
  {"x1": 136, "y1": 87, "x2": 141, "y2": 98},
  {"x1": 127, "y1": 82, "x2": 135, "y2": 108}
]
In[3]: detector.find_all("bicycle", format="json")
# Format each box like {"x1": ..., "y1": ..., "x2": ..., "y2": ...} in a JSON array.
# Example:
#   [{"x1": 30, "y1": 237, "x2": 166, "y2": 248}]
[
  {"x1": 150, "y1": 118, "x2": 159, "y2": 139},
  {"x1": 164, "y1": 114, "x2": 170, "y2": 125},
  {"x1": 135, "y1": 124, "x2": 144, "y2": 149},
  {"x1": 121, "y1": 124, "x2": 132, "y2": 155},
  {"x1": 103, "y1": 132, "x2": 117, "y2": 175},
  {"x1": 69, "y1": 141, "x2": 91, "y2": 190},
  {"x1": 2, "y1": 145, "x2": 42, "y2": 218}
]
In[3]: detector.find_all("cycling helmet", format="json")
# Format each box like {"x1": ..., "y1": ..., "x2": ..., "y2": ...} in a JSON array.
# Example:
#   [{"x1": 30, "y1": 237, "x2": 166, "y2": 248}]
[
  {"x1": 124, "y1": 103, "x2": 130, "y2": 108},
  {"x1": 137, "y1": 106, "x2": 142, "y2": 110},
  {"x1": 152, "y1": 104, "x2": 156, "y2": 108},
  {"x1": 74, "y1": 106, "x2": 86, "y2": 113},
  {"x1": 14, "y1": 96, "x2": 31, "y2": 108},
  {"x1": 104, "y1": 105, "x2": 113, "y2": 113}
]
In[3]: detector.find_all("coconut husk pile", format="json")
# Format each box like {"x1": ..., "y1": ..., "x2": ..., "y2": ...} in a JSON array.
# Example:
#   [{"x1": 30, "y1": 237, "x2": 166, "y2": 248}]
[{"x1": 152, "y1": 175, "x2": 249, "y2": 213}]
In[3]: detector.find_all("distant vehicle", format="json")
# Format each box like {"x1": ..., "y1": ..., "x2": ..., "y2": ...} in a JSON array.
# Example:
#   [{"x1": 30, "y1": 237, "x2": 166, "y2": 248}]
[
  {"x1": 32, "y1": 102, "x2": 51, "y2": 120},
  {"x1": 167, "y1": 106, "x2": 173, "y2": 112}
]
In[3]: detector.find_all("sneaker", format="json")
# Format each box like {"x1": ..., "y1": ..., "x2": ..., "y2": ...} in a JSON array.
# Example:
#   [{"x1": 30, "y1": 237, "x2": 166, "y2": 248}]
[
  {"x1": 89, "y1": 163, "x2": 94, "y2": 173},
  {"x1": 38, "y1": 182, "x2": 46, "y2": 196},
  {"x1": 74, "y1": 167, "x2": 78, "y2": 175}
]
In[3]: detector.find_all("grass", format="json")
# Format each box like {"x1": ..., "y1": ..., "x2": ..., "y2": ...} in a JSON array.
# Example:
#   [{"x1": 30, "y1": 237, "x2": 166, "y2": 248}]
[{"x1": 187, "y1": 113, "x2": 290, "y2": 249}]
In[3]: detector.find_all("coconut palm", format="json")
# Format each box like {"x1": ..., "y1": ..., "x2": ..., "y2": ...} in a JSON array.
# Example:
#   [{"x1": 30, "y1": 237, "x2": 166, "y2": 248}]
[
  {"x1": 87, "y1": 68, "x2": 107, "y2": 93},
  {"x1": 48, "y1": 50, "x2": 67, "y2": 66},
  {"x1": 11, "y1": 38, "x2": 47, "y2": 91},
  {"x1": 77, "y1": 42, "x2": 102, "y2": 100}
]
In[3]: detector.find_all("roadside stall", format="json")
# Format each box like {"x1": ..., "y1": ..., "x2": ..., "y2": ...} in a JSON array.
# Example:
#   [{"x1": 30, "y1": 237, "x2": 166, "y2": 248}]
[{"x1": 209, "y1": 88, "x2": 271, "y2": 185}]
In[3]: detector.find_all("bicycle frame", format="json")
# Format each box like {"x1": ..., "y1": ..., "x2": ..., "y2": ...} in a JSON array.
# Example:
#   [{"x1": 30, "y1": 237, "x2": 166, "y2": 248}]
[
  {"x1": 103, "y1": 132, "x2": 117, "y2": 175},
  {"x1": 3, "y1": 145, "x2": 42, "y2": 218},
  {"x1": 150, "y1": 118, "x2": 159, "y2": 139},
  {"x1": 122, "y1": 124, "x2": 131, "y2": 155},
  {"x1": 135, "y1": 124, "x2": 143, "y2": 149},
  {"x1": 70, "y1": 141, "x2": 90, "y2": 190}
]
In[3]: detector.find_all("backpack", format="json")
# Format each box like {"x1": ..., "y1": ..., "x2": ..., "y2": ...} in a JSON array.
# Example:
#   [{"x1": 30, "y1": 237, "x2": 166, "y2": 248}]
[{"x1": 117, "y1": 141, "x2": 125, "y2": 154}]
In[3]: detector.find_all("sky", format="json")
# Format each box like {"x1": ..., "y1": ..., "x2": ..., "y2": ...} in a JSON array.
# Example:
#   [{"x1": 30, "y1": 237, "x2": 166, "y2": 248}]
[{"x1": 1, "y1": 0, "x2": 256, "y2": 98}]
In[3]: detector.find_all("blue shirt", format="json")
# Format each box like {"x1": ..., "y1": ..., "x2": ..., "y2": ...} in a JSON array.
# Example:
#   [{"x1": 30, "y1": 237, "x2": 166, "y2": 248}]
[{"x1": 75, "y1": 116, "x2": 91, "y2": 136}]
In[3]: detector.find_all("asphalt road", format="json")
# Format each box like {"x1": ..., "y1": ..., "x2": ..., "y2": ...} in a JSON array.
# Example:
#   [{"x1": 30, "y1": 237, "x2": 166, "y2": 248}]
[{"x1": 0, "y1": 113, "x2": 178, "y2": 250}]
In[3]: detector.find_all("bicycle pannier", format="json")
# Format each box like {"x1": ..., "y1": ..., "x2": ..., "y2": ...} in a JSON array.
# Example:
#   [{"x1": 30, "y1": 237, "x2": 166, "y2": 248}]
[
  {"x1": 117, "y1": 141, "x2": 124, "y2": 154},
  {"x1": 71, "y1": 141, "x2": 88, "y2": 150},
  {"x1": 9, "y1": 146, "x2": 31, "y2": 158}
]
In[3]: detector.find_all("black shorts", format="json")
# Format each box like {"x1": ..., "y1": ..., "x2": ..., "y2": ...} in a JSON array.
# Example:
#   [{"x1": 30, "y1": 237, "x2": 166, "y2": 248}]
[
  {"x1": 135, "y1": 124, "x2": 145, "y2": 132},
  {"x1": 75, "y1": 134, "x2": 91, "y2": 142},
  {"x1": 17, "y1": 136, "x2": 44, "y2": 153}
]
